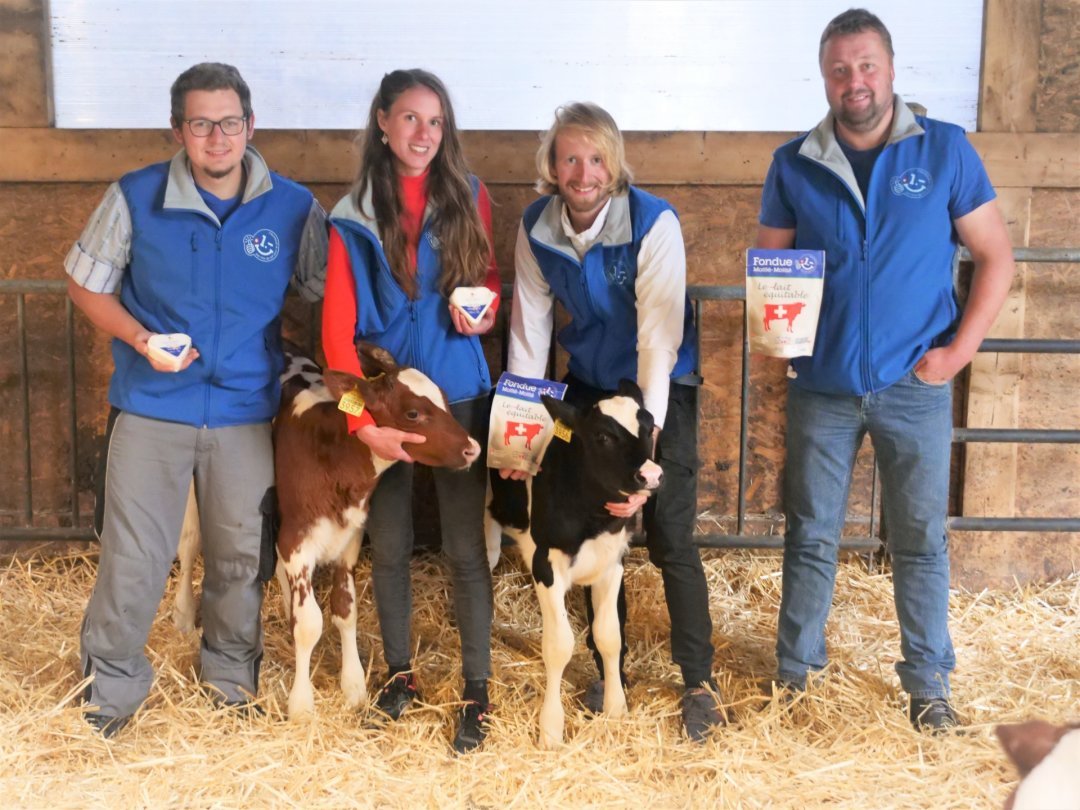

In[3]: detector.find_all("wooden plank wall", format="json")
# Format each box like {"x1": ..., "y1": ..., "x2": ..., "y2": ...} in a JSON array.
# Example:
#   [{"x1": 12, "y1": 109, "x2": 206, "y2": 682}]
[{"x1": 0, "y1": 0, "x2": 1077, "y2": 586}]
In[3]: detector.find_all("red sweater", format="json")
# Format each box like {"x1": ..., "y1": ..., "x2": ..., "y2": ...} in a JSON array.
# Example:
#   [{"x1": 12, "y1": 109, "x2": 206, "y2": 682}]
[{"x1": 323, "y1": 171, "x2": 500, "y2": 432}]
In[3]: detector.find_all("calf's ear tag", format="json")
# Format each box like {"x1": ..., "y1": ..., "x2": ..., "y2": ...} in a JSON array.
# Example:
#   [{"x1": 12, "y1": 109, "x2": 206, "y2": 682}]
[
  {"x1": 338, "y1": 389, "x2": 366, "y2": 417},
  {"x1": 553, "y1": 419, "x2": 573, "y2": 442}
]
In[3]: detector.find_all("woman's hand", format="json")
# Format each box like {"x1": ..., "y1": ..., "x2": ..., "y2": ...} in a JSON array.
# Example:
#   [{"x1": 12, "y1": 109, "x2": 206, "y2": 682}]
[
  {"x1": 356, "y1": 423, "x2": 426, "y2": 462},
  {"x1": 450, "y1": 305, "x2": 496, "y2": 336}
]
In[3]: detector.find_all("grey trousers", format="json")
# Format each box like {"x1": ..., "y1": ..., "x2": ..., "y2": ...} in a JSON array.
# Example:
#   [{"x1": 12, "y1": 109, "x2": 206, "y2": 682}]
[
  {"x1": 81, "y1": 411, "x2": 272, "y2": 717},
  {"x1": 364, "y1": 395, "x2": 493, "y2": 682}
]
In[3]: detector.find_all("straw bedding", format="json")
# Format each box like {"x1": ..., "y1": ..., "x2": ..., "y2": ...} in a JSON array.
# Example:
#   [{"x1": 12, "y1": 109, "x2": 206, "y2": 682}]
[{"x1": 0, "y1": 545, "x2": 1076, "y2": 809}]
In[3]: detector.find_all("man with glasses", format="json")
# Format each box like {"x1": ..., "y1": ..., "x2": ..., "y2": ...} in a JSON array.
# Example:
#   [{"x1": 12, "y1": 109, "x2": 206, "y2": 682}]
[{"x1": 66, "y1": 62, "x2": 327, "y2": 737}]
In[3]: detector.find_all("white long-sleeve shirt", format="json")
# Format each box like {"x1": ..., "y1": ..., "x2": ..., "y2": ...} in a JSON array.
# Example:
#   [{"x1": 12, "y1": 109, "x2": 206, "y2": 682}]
[{"x1": 508, "y1": 196, "x2": 687, "y2": 427}]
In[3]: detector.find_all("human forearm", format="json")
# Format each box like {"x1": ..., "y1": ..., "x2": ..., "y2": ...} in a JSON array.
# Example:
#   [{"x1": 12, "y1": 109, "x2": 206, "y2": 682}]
[{"x1": 67, "y1": 278, "x2": 149, "y2": 350}]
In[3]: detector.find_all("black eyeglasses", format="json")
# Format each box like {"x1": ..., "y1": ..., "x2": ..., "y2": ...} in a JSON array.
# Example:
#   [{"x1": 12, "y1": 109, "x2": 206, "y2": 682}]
[{"x1": 182, "y1": 117, "x2": 248, "y2": 137}]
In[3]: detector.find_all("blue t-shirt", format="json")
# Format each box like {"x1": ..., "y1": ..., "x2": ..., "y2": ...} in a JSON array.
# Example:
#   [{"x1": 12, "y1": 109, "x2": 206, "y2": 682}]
[
  {"x1": 197, "y1": 186, "x2": 242, "y2": 222},
  {"x1": 837, "y1": 138, "x2": 885, "y2": 202}
]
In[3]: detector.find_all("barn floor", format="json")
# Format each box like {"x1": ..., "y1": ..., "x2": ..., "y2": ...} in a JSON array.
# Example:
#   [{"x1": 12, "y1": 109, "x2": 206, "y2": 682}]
[{"x1": 1, "y1": 546, "x2": 1076, "y2": 809}]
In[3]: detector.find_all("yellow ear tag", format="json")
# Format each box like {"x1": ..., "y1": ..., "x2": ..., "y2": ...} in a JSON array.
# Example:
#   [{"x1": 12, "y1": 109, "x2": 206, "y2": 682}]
[
  {"x1": 337, "y1": 389, "x2": 366, "y2": 417},
  {"x1": 553, "y1": 419, "x2": 573, "y2": 442}
]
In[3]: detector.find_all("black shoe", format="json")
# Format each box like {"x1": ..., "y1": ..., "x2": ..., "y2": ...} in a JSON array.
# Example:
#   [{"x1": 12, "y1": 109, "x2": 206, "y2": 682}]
[
  {"x1": 220, "y1": 699, "x2": 266, "y2": 718},
  {"x1": 84, "y1": 712, "x2": 130, "y2": 739},
  {"x1": 681, "y1": 687, "x2": 725, "y2": 742},
  {"x1": 770, "y1": 678, "x2": 806, "y2": 706},
  {"x1": 452, "y1": 701, "x2": 492, "y2": 754},
  {"x1": 909, "y1": 697, "x2": 958, "y2": 734},
  {"x1": 375, "y1": 672, "x2": 419, "y2": 720}
]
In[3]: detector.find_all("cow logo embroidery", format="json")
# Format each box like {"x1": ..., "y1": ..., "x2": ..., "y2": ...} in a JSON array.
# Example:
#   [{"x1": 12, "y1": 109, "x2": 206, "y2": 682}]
[
  {"x1": 891, "y1": 168, "x2": 933, "y2": 198},
  {"x1": 604, "y1": 259, "x2": 631, "y2": 286},
  {"x1": 243, "y1": 229, "x2": 280, "y2": 262},
  {"x1": 763, "y1": 302, "x2": 806, "y2": 333},
  {"x1": 427, "y1": 232, "x2": 441, "y2": 251}
]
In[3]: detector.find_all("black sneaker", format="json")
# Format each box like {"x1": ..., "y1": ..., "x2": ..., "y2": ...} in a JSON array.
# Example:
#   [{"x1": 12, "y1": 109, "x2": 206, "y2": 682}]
[
  {"x1": 84, "y1": 712, "x2": 130, "y2": 739},
  {"x1": 909, "y1": 697, "x2": 959, "y2": 734},
  {"x1": 220, "y1": 699, "x2": 266, "y2": 718},
  {"x1": 375, "y1": 672, "x2": 418, "y2": 720},
  {"x1": 681, "y1": 687, "x2": 725, "y2": 742},
  {"x1": 452, "y1": 701, "x2": 492, "y2": 754}
]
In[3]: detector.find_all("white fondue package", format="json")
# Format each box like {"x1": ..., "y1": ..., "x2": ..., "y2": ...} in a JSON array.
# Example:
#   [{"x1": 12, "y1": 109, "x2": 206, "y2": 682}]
[
  {"x1": 147, "y1": 332, "x2": 193, "y2": 371},
  {"x1": 450, "y1": 286, "x2": 497, "y2": 327},
  {"x1": 487, "y1": 372, "x2": 568, "y2": 475},
  {"x1": 745, "y1": 249, "x2": 826, "y2": 358}
]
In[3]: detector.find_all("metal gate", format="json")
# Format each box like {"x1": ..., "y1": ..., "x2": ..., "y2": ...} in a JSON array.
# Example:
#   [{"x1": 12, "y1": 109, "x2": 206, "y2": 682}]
[{"x1": 2, "y1": 247, "x2": 1078, "y2": 547}]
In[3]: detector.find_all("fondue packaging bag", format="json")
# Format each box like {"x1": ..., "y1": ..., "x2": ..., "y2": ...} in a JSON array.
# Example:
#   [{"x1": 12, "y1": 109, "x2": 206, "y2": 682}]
[{"x1": 745, "y1": 248, "x2": 825, "y2": 358}]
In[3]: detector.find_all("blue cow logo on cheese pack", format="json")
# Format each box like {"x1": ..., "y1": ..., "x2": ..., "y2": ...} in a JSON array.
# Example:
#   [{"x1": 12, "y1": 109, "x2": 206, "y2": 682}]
[
  {"x1": 794, "y1": 254, "x2": 818, "y2": 274},
  {"x1": 891, "y1": 168, "x2": 933, "y2": 199},
  {"x1": 243, "y1": 229, "x2": 280, "y2": 262}
]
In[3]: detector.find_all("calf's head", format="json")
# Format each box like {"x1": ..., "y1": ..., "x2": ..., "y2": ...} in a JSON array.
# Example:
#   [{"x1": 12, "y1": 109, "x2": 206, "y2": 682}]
[
  {"x1": 997, "y1": 720, "x2": 1080, "y2": 810},
  {"x1": 323, "y1": 342, "x2": 480, "y2": 469},
  {"x1": 541, "y1": 379, "x2": 662, "y2": 497}
]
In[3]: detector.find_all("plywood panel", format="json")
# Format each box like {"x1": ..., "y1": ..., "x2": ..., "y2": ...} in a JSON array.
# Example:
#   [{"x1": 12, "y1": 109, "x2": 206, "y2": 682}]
[
  {"x1": 0, "y1": 0, "x2": 48, "y2": 127},
  {"x1": 1037, "y1": 0, "x2": 1080, "y2": 133},
  {"x1": 980, "y1": 0, "x2": 1041, "y2": 132},
  {"x1": 1, "y1": 129, "x2": 1077, "y2": 188}
]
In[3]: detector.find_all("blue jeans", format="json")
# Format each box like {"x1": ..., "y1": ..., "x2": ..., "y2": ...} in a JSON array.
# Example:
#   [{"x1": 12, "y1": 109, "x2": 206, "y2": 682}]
[{"x1": 776, "y1": 370, "x2": 955, "y2": 699}]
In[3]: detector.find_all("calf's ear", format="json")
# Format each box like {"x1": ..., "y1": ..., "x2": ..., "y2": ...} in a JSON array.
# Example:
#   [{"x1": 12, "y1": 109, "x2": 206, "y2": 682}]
[
  {"x1": 996, "y1": 720, "x2": 1062, "y2": 775},
  {"x1": 323, "y1": 370, "x2": 363, "y2": 401},
  {"x1": 356, "y1": 341, "x2": 400, "y2": 378},
  {"x1": 616, "y1": 378, "x2": 644, "y2": 405},
  {"x1": 541, "y1": 395, "x2": 579, "y2": 429}
]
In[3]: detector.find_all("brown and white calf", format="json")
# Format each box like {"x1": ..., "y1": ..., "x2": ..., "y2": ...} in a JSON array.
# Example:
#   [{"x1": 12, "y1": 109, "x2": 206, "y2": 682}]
[
  {"x1": 174, "y1": 342, "x2": 479, "y2": 720},
  {"x1": 485, "y1": 380, "x2": 662, "y2": 747}
]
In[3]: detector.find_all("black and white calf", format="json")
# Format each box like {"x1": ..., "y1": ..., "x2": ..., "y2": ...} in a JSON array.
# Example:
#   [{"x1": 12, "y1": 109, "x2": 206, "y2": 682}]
[{"x1": 486, "y1": 380, "x2": 662, "y2": 747}]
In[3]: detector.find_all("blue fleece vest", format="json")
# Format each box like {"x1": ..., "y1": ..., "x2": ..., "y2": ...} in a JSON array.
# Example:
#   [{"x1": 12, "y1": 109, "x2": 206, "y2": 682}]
[
  {"x1": 522, "y1": 187, "x2": 698, "y2": 391},
  {"x1": 112, "y1": 152, "x2": 315, "y2": 427},
  {"x1": 759, "y1": 102, "x2": 996, "y2": 395},
  {"x1": 328, "y1": 178, "x2": 492, "y2": 403}
]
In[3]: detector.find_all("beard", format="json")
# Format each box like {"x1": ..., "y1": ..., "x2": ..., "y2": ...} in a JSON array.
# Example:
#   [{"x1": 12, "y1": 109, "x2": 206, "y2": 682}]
[
  {"x1": 834, "y1": 90, "x2": 893, "y2": 133},
  {"x1": 203, "y1": 164, "x2": 240, "y2": 180}
]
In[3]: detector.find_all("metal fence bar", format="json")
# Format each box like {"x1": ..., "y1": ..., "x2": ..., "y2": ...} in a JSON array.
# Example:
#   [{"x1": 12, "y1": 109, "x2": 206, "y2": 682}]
[
  {"x1": 949, "y1": 517, "x2": 1080, "y2": 532},
  {"x1": 955, "y1": 428, "x2": 1080, "y2": 443},
  {"x1": 17, "y1": 293, "x2": 33, "y2": 525},
  {"x1": 980, "y1": 339, "x2": 1080, "y2": 353},
  {"x1": 66, "y1": 297, "x2": 80, "y2": 527},
  {"x1": 1, "y1": 243, "x2": 1077, "y2": 545}
]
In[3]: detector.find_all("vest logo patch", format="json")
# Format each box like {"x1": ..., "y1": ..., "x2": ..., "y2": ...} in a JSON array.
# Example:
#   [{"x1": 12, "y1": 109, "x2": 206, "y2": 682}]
[
  {"x1": 891, "y1": 168, "x2": 933, "y2": 199},
  {"x1": 243, "y1": 229, "x2": 280, "y2": 262},
  {"x1": 604, "y1": 259, "x2": 631, "y2": 286},
  {"x1": 426, "y1": 232, "x2": 441, "y2": 251}
]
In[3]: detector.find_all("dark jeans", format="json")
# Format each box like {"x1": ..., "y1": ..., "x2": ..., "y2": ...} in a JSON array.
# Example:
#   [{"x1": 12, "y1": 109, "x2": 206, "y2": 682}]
[
  {"x1": 364, "y1": 395, "x2": 493, "y2": 682},
  {"x1": 565, "y1": 374, "x2": 715, "y2": 689}
]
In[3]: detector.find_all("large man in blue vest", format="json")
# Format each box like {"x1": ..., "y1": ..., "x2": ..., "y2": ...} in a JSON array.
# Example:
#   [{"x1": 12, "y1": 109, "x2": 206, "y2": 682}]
[
  {"x1": 756, "y1": 9, "x2": 1015, "y2": 731},
  {"x1": 504, "y1": 102, "x2": 722, "y2": 741},
  {"x1": 66, "y1": 62, "x2": 327, "y2": 737}
]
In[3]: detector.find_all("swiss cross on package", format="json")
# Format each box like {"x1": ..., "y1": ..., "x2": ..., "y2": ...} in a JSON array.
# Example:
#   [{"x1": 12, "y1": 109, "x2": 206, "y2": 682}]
[
  {"x1": 487, "y1": 372, "x2": 568, "y2": 474},
  {"x1": 745, "y1": 248, "x2": 826, "y2": 358}
]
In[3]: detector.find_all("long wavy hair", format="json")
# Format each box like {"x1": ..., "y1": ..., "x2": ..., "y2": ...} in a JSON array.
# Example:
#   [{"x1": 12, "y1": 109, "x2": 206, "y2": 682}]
[{"x1": 355, "y1": 69, "x2": 490, "y2": 299}]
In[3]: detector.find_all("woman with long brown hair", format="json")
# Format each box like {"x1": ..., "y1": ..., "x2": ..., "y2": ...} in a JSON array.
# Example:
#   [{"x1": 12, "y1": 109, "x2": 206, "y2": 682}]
[{"x1": 322, "y1": 69, "x2": 499, "y2": 753}]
